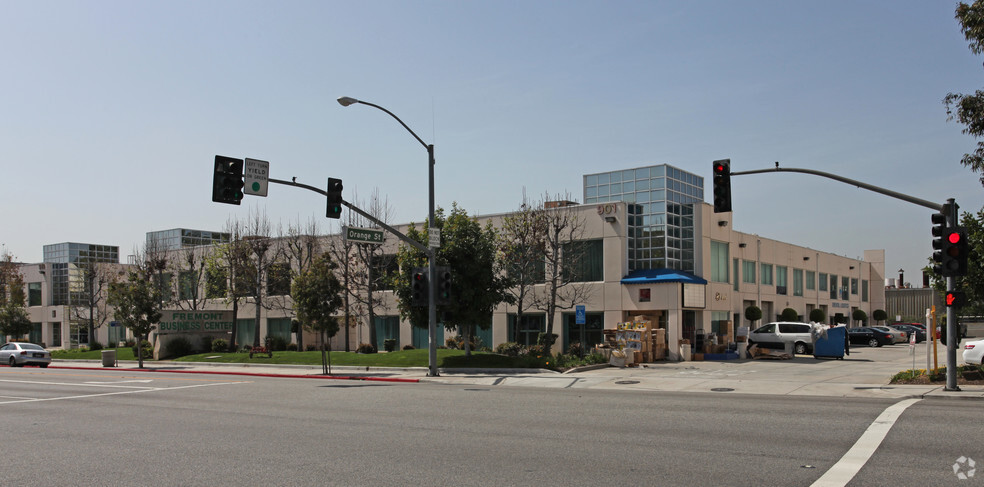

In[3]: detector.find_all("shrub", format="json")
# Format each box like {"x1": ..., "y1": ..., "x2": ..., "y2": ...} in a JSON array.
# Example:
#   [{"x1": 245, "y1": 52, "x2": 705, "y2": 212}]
[
  {"x1": 809, "y1": 308, "x2": 827, "y2": 323},
  {"x1": 852, "y1": 309, "x2": 868, "y2": 323},
  {"x1": 89, "y1": 341, "x2": 104, "y2": 351},
  {"x1": 402, "y1": 344, "x2": 416, "y2": 350},
  {"x1": 165, "y1": 336, "x2": 194, "y2": 358},
  {"x1": 495, "y1": 342, "x2": 525, "y2": 357},
  {"x1": 383, "y1": 339, "x2": 397, "y2": 352},
  {"x1": 124, "y1": 339, "x2": 136, "y2": 348},
  {"x1": 132, "y1": 340, "x2": 152, "y2": 359},
  {"x1": 744, "y1": 305, "x2": 762, "y2": 324},
  {"x1": 567, "y1": 342, "x2": 585, "y2": 357},
  {"x1": 286, "y1": 343, "x2": 298, "y2": 352},
  {"x1": 356, "y1": 343, "x2": 377, "y2": 354},
  {"x1": 200, "y1": 336, "x2": 214, "y2": 352},
  {"x1": 266, "y1": 336, "x2": 288, "y2": 351},
  {"x1": 780, "y1": 308, "x2": 799, "y2": 321},
  {"x1": 306, "y1": 345, "x2": 318, "y2": 352},
  {"x1": 444, "y1": 337, "x2": 460, "y2": 350},
  {"x1": 211, "y1": 338, "x2": 228, "y2": 353}
]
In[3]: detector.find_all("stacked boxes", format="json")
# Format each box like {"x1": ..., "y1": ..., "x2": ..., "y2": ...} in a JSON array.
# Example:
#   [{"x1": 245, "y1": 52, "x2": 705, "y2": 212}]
[{"x1": 611, "y1": 315, "x2": 667, "y2": 364}]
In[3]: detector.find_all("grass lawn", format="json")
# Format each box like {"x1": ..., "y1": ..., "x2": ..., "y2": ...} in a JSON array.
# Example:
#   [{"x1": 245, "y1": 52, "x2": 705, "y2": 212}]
[{"x1": 52, "y1": 348, "x2": 538, "y2": 368}]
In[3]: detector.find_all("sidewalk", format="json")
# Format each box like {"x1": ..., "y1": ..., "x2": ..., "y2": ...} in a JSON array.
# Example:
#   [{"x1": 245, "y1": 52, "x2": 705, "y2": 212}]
[{"x1": 49, "y1": 355, "x2": 984, "y2": 400}]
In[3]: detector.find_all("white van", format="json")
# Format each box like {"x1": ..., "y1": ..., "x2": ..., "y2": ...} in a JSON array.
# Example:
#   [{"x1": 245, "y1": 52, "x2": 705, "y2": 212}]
[{"x1": 747, "y1": 322, "x2": 814, "y2": 355}]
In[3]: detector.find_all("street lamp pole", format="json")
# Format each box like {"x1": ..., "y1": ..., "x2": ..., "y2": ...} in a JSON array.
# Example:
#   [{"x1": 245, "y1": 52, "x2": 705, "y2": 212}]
[{"x1": 337, "y1": 96, "x2": 440, "y2": 377}]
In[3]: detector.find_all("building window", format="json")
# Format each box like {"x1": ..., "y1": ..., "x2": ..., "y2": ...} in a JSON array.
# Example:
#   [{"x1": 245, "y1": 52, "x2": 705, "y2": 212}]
[
  {"x1": 841, "y1": 276, "x2": 849, "y2": 300},
  {"x1": 862, "y1": 280, "x2": 869, "y2": 302},
  {"x1": 236, "y1": 319, "x2": 255, "y2": 348},
  {"x1": 830, "y1": 275, "x2": 838, "y2": 300},
  {"x1": 373, "y1": 316, "x2": 400, "y2": 351},
  {"x1": 760, "y1": 263, "x2": 773, "y2": 286},
  {"x1": 563, "y1": 312, "x2": 603, "y2": 353},
  {"x1": 793, "y1": 269, "x2": 804, "y2": 297},
  {"x1": 28, "y1": 282, "x2": 42, "y2": 306},
  {"x1": 742, "y1": 260, "x2": 756, "y2": 284},
  {"x1": 179, "y1": 271, "x2": 199, "y2": 301},
  {"x1": 710, "y1": 241, "x2": 729, "y2": 283},
  {"x1": 818, "y1": 273, "x2": 827, "y2": 292},
  {"x1": 806, "y1": 271, "x2": 816, "y2": 291},
  {"x1": 851, "y1": 278, "x2": 858, "y2": 296},
  {"x1": 51, "y1": 323, "x2": 61, "y2": 347},
  {"x1": 639, "y1": 289, "x2": 651, "y2": 302},
  {"x1": 267, "y1": 318, "x2": 292, "y2": 344},
  {"x1": 563, "y1": 239, "x2": 604, "y2": 282},
  {"x1": 776, "y1": 266, "x2": 788, "y2": 295},
  {"x1": 508, "y1": 314, "x2": 545, "y2": 346}
]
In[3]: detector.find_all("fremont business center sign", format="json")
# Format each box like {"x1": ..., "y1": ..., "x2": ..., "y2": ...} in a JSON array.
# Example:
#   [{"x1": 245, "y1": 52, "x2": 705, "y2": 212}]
[{"x1": 158, "y1": 311, "x2": 235, "y2": 335}]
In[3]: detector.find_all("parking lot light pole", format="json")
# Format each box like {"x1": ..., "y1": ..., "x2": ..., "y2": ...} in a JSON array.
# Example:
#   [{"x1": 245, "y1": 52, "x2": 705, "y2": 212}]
[{"x1": 337, "y1": 96, "x2": 439, "y2": 377}]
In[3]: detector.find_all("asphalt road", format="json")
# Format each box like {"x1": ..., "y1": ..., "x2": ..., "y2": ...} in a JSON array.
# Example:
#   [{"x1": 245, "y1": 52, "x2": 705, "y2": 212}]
[{"x1": 0, "y1": 367, "x2": 978, "y2": 486}]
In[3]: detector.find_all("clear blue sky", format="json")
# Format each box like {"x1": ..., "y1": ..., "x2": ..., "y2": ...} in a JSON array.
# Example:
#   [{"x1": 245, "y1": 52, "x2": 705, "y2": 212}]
[{"x1": 2, "y1": 0, "x2": 981, "y2": 286}]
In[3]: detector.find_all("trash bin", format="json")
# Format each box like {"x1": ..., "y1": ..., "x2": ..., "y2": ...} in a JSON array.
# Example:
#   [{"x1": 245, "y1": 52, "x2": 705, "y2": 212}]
[
  {"x1": 813, "y1": 326, "x2": 846, "y2": 359},
  {"x1": 101, "y1": 349, "x2": 117, "y2": 367}
]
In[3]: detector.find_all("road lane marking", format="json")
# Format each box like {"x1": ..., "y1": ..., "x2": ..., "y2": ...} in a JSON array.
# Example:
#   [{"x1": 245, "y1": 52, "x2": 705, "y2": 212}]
[
  {"x1": 0, "y1": 381, "x2": 245, "y2": 405},
  {"x1": 810, "y1": 398, "x2": 922, "y2": 487}
]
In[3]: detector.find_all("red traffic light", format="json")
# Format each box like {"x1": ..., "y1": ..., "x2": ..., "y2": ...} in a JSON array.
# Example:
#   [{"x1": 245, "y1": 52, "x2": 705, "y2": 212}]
[{"x1": 948, "y1": 232, "x2": 961, "y2": 245}]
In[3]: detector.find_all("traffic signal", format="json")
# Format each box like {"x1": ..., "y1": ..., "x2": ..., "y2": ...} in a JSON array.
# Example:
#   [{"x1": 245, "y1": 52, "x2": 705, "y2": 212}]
[
  {"x1": 941, "y1": 227, "x2": 970, "y2": 277},
  {"x1": 435, "y1": 266, "x2": 452, "y2": 305},
  {"x1": 931, "y1": 210, "x2": 946, "y2": 275},
  {"x1": 712, "y1": 159, "x2": 732, "y2": 213},
  {"x1": 326, "y1": 177, "x2": 343, "y2": 219},
  {"x1": 945, "y1": 290, "x2": 966, "y2": 308},
  {"x1": 411, "y1": 267, "x2": 428, "y2": 307},
  {"x1": 212, "y1": 155, "x2": 244, "y2": 205}
]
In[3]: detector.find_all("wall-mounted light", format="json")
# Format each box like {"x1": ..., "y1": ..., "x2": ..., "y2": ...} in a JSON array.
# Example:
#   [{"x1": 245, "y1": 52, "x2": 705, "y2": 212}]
[
  {"x1": 717, "y1": 220, "x2": 728, "y2": 227},
  {"x1": 803, "y1": 256, "x2": 810, "y2": 261},
  {"x1": 738, "y1": 243, "x2": 747, "y2": 248},
  {"x1": 604, "y1": 216, "x2": 617, "y2": 223}
]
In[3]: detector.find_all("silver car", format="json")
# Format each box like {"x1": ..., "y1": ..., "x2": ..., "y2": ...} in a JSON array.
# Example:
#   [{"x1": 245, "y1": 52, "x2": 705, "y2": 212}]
[
  {"x1": 0, "y1": 342, "x2": 51, "y2": 367},
  {"x1": 870, "y1": 326, "x2": 906, "y2": 344}
]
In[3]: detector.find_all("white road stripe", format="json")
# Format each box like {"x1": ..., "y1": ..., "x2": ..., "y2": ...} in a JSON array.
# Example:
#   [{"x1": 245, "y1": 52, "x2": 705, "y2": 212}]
[
  {"x1": 811, "y1": 398, "x2": 922, "y2": 487},
  {"x1": 0, "y1": 381, "x2": 244, "y2": 405}
]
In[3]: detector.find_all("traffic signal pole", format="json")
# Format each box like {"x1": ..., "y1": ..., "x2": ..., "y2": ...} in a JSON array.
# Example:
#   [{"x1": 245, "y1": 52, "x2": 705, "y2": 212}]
[{"x1": 731, "y1": 163, "x2": 962, "y2": 390}]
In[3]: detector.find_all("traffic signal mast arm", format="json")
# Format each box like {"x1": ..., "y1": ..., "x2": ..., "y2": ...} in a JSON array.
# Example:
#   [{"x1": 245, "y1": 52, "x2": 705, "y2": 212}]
[
  {"x1": 732, "y1": 165, "x2": 943, "y2": 212},
  {"x1": 267, "y1": 177, "x2": 432, "y2": 256}
]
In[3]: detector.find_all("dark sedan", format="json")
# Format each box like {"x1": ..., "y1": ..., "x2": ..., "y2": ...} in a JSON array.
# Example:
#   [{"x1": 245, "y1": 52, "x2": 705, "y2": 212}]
[
  {"x1": 890, "y1": 324, "x2": 925, "y2": 342},
  {"x1": 847, "y1": 327, "x2": 894, "y2": 347}
]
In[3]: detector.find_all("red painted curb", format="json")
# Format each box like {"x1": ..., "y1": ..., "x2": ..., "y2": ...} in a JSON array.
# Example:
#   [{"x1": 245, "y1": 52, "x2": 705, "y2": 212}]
[{"x1": 38, "y1": 365, "x2": 420, "y2": 383}]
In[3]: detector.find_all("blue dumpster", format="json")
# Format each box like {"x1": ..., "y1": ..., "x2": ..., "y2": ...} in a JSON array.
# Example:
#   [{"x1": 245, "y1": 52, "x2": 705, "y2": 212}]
[{"x1": 813, "y1": 326, "x2": 847, "y2": 359}]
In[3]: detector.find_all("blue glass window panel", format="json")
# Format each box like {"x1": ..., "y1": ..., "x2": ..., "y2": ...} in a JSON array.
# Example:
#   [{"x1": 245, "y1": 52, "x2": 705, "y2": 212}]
[
  {"x1": 622, "y1": 180, "x2": 635, "y2": 192},
  {"x1": 598, "y1": 173, "x2": 610, "y2": 184},
  {"x1": 585, "y1": 197, "x2": 598, "y2": 204},
  {"x1": 635, "y1": 179, "x2": 649, "y2": 190},
  {"x1": 651, "y1": 166, "x2": 666, "y2": 178},
  {"x1": 586, "y1": 186, "x2": 597, "y2": 197},
  {"x1": 651, "y1": 178, "x2": 665, "y2": 189},
  {"x1": 635, "y1": 168, "x2": 649, "y2": 180},
  {"x1": 635, "y1": 191, "x2": 650, "y2": 203},
  {"x1": 622, "y1": 192, "x2": 636, "y2": 203},
  {"x1": 651, "y1": 189, "x2": 665, "y2": 201},
  {"x1": 586, "y1": 175, "x2": 598, "y2": 186},
  {"x1": 598, "y1": 184, "x2": 610, "y2": 196},
  {"x1": 651, "y1": 201, "x2": 666, "y2": 214},
  {"x1": 623, "y1": 170, "x2": 635, "y2": 181},
  {"x1": 611, "y1": 183, "x2": 621, "y2": 193},
  {"x1": 610, "y1": 172, "x2": 621, "y2": 183}
]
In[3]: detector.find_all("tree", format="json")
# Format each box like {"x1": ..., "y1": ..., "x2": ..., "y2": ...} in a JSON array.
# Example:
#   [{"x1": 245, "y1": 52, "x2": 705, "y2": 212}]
[
  {"x1": 108, "y1": 264, "x2": 163, "y2": 369},
  {"x1": 0, "y1": 252, "x2": 31, "y2": 340},
  {"x1": 872, "y1": 309, "x2": 888, "y2": 325},
  {"x1": 744, "y1": 305, "x2": 762, "y2": 327},
  {"x1": 780, "y1": 308, "x2": 799, "y2": 321},
  {"x1": 292, "y1": 252, "x2": 344, "y2": 374},
  {"x1": 272, "y1": 217, "x2": 324, "y2": 351},
  {"x1": 945, "y1": 1, "x2": 984, "y2": 185},
  {"x1": 394, "y1": 204, "x2": 512, "y2": 356},
  {"x1": 852, "y1": 309, "x2": 868, "y2": 326},
  {"x1": 68, "y1": 256, "x2": 114, "y2": 346},
  {"x1": 499, "y1": 190, "x2": 545, "y2": 345},
  {"x1": 532, "y1": 194, "x2": 593, "y2": 352},
  {"x1": 809, "y1": 308, "x2": 827, "y2": 323}
]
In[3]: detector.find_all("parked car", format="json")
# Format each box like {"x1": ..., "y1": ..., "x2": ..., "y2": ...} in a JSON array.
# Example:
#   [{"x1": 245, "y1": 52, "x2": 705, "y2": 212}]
[
  {"x1": 0, "y1": 342, "x2": 51, "y2": 367},
  {"x1": 890, "y1": 324, "x2": 925, "y2": 343},
  {"x1": 964, "y1": 338, "x2": 984, "y2": 365},
  {"x1": 747, "y1": 322, "x2": 814, "y2": 354},
  {"x1": 871, "y1": 326, "x2": 906, "y2": 344},
  {"x1": 847, "y1": 327, "x2": 895, "y2": 347}
]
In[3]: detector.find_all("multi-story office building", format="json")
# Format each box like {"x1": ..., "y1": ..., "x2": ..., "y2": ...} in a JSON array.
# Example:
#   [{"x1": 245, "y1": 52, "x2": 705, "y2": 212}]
[
  {"x1": 12, "y1": 165, "x2": 886, "y2": 359},
  {"x1": 146, "y1": 228, "x2": 230, "y2": 251}
]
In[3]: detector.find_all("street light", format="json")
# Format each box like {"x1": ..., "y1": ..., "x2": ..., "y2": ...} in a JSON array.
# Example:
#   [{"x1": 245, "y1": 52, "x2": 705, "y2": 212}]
[{"x1": 337, "y1": 96, "x2": 439, "y2": 377}]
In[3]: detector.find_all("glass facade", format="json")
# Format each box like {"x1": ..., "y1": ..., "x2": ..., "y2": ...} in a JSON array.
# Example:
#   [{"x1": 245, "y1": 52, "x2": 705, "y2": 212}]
[
  {"x1": 584, "y1": 164, "x2": 703, "y2": 272},
  {"x1": 146, "y1": 228, "x2": 230, "y2": 251},
  {"x1": 42, "y1": 242, "x2": 119, "y2": 307}
]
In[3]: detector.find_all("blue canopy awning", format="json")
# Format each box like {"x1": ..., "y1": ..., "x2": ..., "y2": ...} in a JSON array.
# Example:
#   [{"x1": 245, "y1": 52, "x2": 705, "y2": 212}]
[{"x1": 620, "y1": 268, "x2": 707, "y2": 285}]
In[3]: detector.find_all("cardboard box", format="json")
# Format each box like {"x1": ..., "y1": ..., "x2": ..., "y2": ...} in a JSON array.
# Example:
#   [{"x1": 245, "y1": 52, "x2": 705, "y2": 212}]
[{"x1": 693, "y1": 353, "x2": 704, "y2": 361}]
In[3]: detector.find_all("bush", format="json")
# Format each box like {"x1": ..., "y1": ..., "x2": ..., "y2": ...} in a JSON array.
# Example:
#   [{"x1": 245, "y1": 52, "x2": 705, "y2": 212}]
[
  {"x1": 266, "y1": 336, "x2": 288, "y2": 352},
  {"x1": 356, "y1": 343, "x2": 377, "y2": 354},
  {"x1": 286, "y1": 343, "x2": 298, "y2": 352},
  {"x1": 124, "y1": 339, "x2": 136, "y2": 348},
  {"x1": 165, "y1": 336, "x2": 194, "y2": 358},
  {"x1": 402, "y1": 344, "x2": 416, "y2": 350},
  {"x1": 383, "y1": 339, "x2": 397, "y2": 352},
  {"x1": 780, "y1": 308, "x2": 799, "y2": 321},
  {"x1": 495, "y1": 342, "x2": 525, "y2": 357},
  {"x1": 567, "y1": 342, "x2": 584, "y2": 358},
  {"x1": 89, "y1": 341, "x2": 104, "y2": 351},
  {"x1": 132, "y1": 340, "x2": 152, "y2": 359},
  {"x1": 809, "y1": 308, "x2": 827, "y2": 323},
  {"x1": 211, "y1": 338, "x2": 228, "y2": 353},
  {"x1": 744, "y1": 305, "x2": 762, "y2": 324},
  {"x1": 200, "y1": 336, "x2": 214, "y2": 352}
]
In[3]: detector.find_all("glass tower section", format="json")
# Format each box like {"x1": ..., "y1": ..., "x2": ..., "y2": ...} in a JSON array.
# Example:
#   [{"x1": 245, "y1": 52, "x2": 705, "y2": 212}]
[
  {"x1": 42, "y1": 243, "x2": 120, "y2": 306},
  {"x1": 146, "y1": 228, "x2": 231, "y2": 250},
  {"x1": 583, "y1": 164, "x2": 703, "y2": 272}
]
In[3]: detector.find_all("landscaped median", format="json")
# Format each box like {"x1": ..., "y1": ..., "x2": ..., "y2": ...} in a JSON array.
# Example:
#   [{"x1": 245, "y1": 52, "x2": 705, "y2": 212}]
[
  {"x1": 890, "y1": 364, "x2": 984, "y2": 385},
  {"x1": 51, "y1": 347, "x2": 608, "y2": 372}
]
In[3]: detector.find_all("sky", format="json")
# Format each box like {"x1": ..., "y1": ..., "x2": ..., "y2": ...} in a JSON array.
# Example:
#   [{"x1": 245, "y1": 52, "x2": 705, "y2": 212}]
[{"x1": 2, "y1": 0, "x2": 982, "y2": 286}]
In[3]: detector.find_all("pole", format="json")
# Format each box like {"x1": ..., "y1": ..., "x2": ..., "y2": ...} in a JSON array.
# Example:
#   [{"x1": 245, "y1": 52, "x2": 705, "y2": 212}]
[
  {"x1": 945, "y1": 198, "x2": 960, "y2": 391},
  {"x1": 427, "y1": 144, "x2": 438, "y2": 377}
]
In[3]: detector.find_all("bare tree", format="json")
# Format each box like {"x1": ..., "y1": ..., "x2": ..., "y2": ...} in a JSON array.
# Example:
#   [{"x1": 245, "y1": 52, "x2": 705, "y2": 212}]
[
  {"x1": 269, "y1": 217, "x2": 324, "y2": 351},
  {"x1": 533, "y1": 193, "x2": 593, "y2": 352},
  {"x1": 240, "y1": 207, "x2": 281, "y2": 348},
  {"x1": 68, "y1": 256, "x2": 114, "y2": 346},
  {"x1": 170, "y1": 244, "x2": 215, "y2": 311},
  {"x1": 498, "y1": 189, "x2": 546, "y2": 343}
]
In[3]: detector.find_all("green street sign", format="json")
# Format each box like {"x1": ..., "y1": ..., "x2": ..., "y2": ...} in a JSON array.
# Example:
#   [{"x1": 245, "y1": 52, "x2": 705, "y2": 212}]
[{"x1": 345, "y1": 226, "x2": 384, "y2": 245}]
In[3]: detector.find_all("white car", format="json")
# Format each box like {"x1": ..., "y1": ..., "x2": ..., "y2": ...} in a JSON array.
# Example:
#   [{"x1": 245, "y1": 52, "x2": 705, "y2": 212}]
[
  {"x1": 963, "y1": 338, "x2": 984, "y2": 365},
  {"x1": 870, "y1": 326, "x2": 906, "y2": 344},
  {"x1": 0, "y1": 342, "x2": 51, "y2": 367}
]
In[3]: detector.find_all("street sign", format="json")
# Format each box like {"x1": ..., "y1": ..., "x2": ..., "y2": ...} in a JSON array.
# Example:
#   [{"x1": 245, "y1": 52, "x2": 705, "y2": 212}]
[
  {"x1": 575, "y1": 305, "x2": 586, "y2": 325},
  {"x1": 345, "y1": 226, "x2": 384, "y2": 245},
  {"x1": 244, "y1": 158, "x2": 269, "y2": 196},
  {"x1": 429, "y1": 227, "x2": 441, "y2": 248}
]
